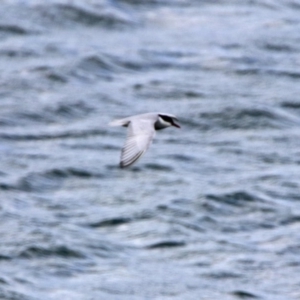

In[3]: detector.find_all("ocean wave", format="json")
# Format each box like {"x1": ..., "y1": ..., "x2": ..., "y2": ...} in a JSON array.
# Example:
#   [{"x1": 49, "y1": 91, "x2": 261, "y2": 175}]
[
  {"x1": 0, "y1": 167, "x2": 104, "y2": 192},
  {"x1": 194, "y1": 106, "x2": 300, "y2": 130},
  {"x1": 18, "y1": 244, "x2": 85, "y2": 259}
]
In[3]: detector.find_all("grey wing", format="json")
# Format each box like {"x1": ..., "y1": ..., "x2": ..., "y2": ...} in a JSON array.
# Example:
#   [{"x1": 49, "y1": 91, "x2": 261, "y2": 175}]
[{"x1": 120, "y1": 120, "x2": 155, "y2": 168}]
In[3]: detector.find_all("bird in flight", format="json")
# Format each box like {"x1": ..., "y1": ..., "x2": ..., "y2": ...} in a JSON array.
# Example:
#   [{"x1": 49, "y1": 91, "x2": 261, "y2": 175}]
[{"x1": 109, "y1": 112, "x2": 180, "y2": 168}]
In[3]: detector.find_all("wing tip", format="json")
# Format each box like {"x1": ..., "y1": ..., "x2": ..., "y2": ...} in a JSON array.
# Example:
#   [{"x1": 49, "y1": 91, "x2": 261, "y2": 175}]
[{"x1": 119, "y1": 150, "x2": 145, "y2": 168}]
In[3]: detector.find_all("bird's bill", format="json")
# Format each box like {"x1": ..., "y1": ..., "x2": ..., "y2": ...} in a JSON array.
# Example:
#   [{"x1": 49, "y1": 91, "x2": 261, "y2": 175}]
[{"x1": 172, "y1": 121, "x2": 180, "y2": 128}]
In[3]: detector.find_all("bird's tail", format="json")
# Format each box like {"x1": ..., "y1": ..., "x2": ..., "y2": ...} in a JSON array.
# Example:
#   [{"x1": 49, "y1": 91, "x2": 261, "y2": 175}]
[{"x1": 108, "y1": 118, "x2": 130, "y2": 127}]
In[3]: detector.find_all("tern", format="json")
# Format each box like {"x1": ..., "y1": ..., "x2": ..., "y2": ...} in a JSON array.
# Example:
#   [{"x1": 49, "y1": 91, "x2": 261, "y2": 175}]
[{"x1": 109, "y1": 112, "x2": 180, "y2": 168}]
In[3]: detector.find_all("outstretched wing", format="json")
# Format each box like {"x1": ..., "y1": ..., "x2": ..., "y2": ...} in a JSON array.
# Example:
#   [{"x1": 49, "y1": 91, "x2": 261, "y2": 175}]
[{"x1": 120, "y1": 119, "x2": 155, "y2": 168}]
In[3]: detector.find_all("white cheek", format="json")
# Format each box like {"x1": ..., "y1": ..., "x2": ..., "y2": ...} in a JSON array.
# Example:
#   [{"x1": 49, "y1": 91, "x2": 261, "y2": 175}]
[{"x1": 158, "y1": 117, "x2": 171, "y2": 127}]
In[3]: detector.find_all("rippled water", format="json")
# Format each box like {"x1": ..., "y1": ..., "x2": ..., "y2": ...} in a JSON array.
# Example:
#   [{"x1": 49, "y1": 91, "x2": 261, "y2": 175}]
[{"x1": 1, "y1": 0, "x2": 300, "y2": 299}]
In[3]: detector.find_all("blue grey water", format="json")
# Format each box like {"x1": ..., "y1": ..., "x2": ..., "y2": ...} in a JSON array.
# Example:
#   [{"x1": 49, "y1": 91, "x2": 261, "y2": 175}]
[{"x1": 1, "y1": 0, "x2": 300, "y2": 299}]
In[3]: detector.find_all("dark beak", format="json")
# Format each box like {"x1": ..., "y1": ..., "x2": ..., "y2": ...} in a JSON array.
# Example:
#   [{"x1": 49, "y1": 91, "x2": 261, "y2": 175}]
[{"x1": 172, "y1": 121, "x2": 180, "y2": 128}]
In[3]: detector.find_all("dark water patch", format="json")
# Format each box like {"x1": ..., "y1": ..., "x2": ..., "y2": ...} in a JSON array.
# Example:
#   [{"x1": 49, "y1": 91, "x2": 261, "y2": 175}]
[
  {"x1": 220, "y1": 218, "x2": 277, "y2": 232},
  {"x1": 139, "y1": 49, "x2": 200, "y2": 71},
  {"x1": 206, "y1": 191, "x2": 259, "y2": 207},
  {"x1": 136, "y1": 209, "x2": 155, "y2": 220},
  {"x1": 232, "y1": 290, "x2": 260, "y2": 299},
  {"x1": 259, "y1": 152, "x2": 294, "y2": 165},
  {"x1": 47, "y1": 167, "x2": 104, "y2": 179},
  {"x1": 144, "y1": 163, "x2": 173, "y2": 171},
  {"x1": 230, "y1": 55, "x2": 261, "y2": 66},
  {"x1": 0, "y1": 254, "x2": 11, "y2": 261},
  {"x1": 119, "y1": 0, "x2": 191, "y2": 7},
  {"x1": 13, "y1": 167, "x2": 103, "y2": 192},
  {"x1": 31, "y1": 66, "x2": 69, "y2": 84},
  {"x1": 0, "y1": 112, "x2": 52, "y2": 127},
  {"x1": 0, "y1": 289, "x2": 33, "y2": 300},
  {"x1": 267, "y1": 69, "x2": 300, "y2": 79},
  {"x1": 174, "y1": 219, "x2": 206, "y2": 233},
  {"x1": 0, "y1": 77, "x2": 36, "y2": 93},
  {"x1": 115, "y1": 53, "x2": 179, "y2": 72},
  {"x1": 0, "y1": 277, "x2": 7, "y2": 284},
  {"x1": 0, "y1": 48, "x2": 37, "y2": 58},
  {"x1": 14, "y1": 111, "x2": 54, "y2": 125},
  {"x1": 196, "y1": 215, "x2": 218, "y2": 227},
  {"x1": 89, "y1": 217, "x2": 131, "y2": 228},
  {"x1": 288, "y1": 0, "x2": 300, "y2": 10},
  {"x1": 201, "y1": 198, "x2": 233, "y2": 216},
  {"x1": 106, "y1": 49, "x2": 201, "y2": 76},
  {"x1": 51, "y1": 101, "x2": 93, "y2": 119},
  {"x1": 234, "y1": 67, "x2": 262, "y2": 76},
  {"x1": 261, "y1": 42, "x2": 295, "y2": 52},
  {"x1": 143, "y1": 49, "x2": 194, "y2": 59},
  {"x1": 199, "y1": 106, "x2": 296, "y2": 130},
  {"x1": 171, "y1": 198, "x2": 193, "y2": 205},
  {"x1": 87, "y1": 240, "x2": 125, "y2": 253},
  {"x1": 76, "y1": 50, "x2": 200, "y2": 77},
  {"x1": 4, "y1": 101, "x2": 94, "y2": 126},
  {"x1": 101, "y1": 144, "x2": 120, "y2": 150},
  {"x1": 0, "y1": 24, "x2": 29, "y2": 35},
  {"x1": 236, "y1": 66, "x2": 300, "y2": 79},
  {"x1": 281, "y1": 100, "x2": 300, "y2": 109},
  {"x1": 88, "y1": 210, "x2": 154, "y2": 228},
  {"x1": 119, "y1": 60, "x2": 147, "y2": 72},
  {"x1": 63, "y1": 167, "x2": 102, "y2": 178},
  {"x1": 120, "y1": 0, "x2": 163, "y2": 4},
  {"x1": 0, "y1": 183, "x2": 14, "y2": 191},
  {"x1": 233, "y1": 55, "x2": 300, "y2": 79},
  {"x1": 106, "y1": 163, "x2": 149, "y2": 173},
  {"x1": 146, "y1": 240, "x2": 186, "y2": 249},
  {"x1": 0, "y1": 128, "x2": 106, "y2": 141},
  {"x1": 278, "y1": 244, "x2": 300, "y2": 255},
  {"x1": 36, "y1": 2, "x2": 134, "y2": 28},
  {"x1": 221, "y1": 42, "x2": 242, "y2": 50},
  {"x1": 184, "y1": 90, "x2": 205, "y2": 98},
  {"x1": 203, "y1": 270, "x2": 241, "y2": 279},
  {"x1": 134, "y1": 84, "x2": 205, "y2": 100},
  {"x1": 164, "y1": 154, "x2": 197, "y2": 162},
  {"x1": 105, "y1": 164, "x2": 123, "y2": 171},
  {"x1": 78, "y1": 54, "x2": 117, "y2": 72},
  {"x1": 17, "y1": 172, "x2": 65, "y2": 192},
  {"x1": 157, "y1": 204, "x2": 192, "y2": 218},
  {"x1": 45, "y1": 71, "x2": 68, "y2": 83},
  {"x1": 18, "y1": 245, "x2": 85, "y2": 259},
  {"x1": 66, "y1": 143, "x2": 119, "y2": 151},
  {"x1": 280, "y1": 215, "x2": 300, "y2": 225},
  {"x1": 125, "y1": 166, "x2": 143, "y2": 172},
  {"x1": 75, "y1": 54, "x2": 129, "y2": 79},
  {"x1": 56, "y1": 3, "x2": 130, "y2": 27}
]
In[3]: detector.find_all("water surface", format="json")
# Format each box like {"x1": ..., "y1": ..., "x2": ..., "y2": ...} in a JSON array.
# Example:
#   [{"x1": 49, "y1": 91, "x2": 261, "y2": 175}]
[{"x1": 1, "y1": 0, "x2": 300, "y2": 299}]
